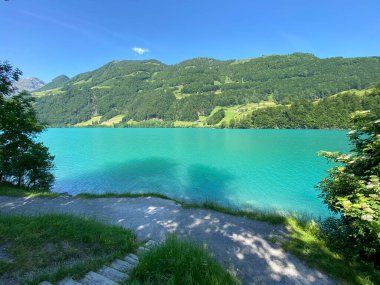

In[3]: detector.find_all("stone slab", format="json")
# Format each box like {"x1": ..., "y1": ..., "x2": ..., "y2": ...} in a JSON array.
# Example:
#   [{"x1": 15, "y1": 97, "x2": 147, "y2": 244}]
[
  {"x1": 57, "y1": 277, "x2": 83, "y2": 285},
  {"x1": 81, "y1": 271, "x2": 118, "y2": 285},
  {"x1": 128, "y1": 253, "x2": 139, "y2": 261},
  {"x1": 124, "y1": 255, "x2": 138, "y2": 266},
  {"x1": 98, "y1": 265, "x2": 129, "y2": 282},
  {"x1": 109, "y1": 259, "x2": 133, "y2": 272}
]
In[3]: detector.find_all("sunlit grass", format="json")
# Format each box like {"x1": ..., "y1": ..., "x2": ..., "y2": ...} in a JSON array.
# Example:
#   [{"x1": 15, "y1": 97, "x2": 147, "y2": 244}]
[
  {"x1": 0, "y1": 214, "x2": 138, "y2": 284},
  {"x1": 0, "y1": 183, "x2": 60, "y2": 198},
  {"x1": 125, "y1": 235, "x2": 240, "y2": 285},
  {"x1": 100, "y1": 114, "x2": 125, "y2": 126},
  {"x1": 284, "y1": 218, "x2": 380, "y2": 285},
  {"x1": 32, "y1": 87, "x2": 65, "y2": 97},
  {"x1": 1, "y1": 185, "x2": 379, "y2": 284},
  {"x1": 74, "y1": 115, "x2": 102, "y2": 127},
  {"x1": 76, "y1": 192, "x2": 286, "y2": 225}
]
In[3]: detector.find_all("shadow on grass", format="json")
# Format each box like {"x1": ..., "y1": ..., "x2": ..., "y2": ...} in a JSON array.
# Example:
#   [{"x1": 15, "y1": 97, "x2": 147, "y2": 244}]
[{"x1": 284, "y1": 218, "x2": 380, "y2": 285}]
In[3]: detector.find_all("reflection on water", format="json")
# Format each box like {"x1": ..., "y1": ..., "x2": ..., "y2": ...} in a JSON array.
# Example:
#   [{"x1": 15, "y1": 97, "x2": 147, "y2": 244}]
[
  {"x1": 42, "y1": 128, "x2": 349, "y2": 217},
  {"x1": 56, "y1": 157, "x2": 236, "y2": 206}
]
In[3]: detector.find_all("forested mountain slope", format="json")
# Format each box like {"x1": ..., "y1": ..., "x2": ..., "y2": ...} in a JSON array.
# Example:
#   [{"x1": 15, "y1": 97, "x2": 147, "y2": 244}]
[{"x1": 33, "y1": 53, "x2": 380, "y2": 126}]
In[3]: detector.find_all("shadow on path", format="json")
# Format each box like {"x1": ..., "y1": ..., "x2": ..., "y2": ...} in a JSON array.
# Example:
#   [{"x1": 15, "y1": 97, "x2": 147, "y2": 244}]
[{"x1": 0, "y1": 196, "x2": 335, "y2": 285}]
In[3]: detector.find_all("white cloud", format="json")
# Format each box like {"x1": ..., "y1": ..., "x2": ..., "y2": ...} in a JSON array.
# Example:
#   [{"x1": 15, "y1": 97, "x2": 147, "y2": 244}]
[{"x1": 132, "y1": 47, "x2": 150, "y2": 55}]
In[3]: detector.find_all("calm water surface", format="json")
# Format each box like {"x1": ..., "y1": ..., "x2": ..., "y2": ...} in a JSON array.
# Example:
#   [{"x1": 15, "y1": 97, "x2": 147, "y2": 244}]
[{"x1": 40, "y1": 128, "x2": 349, "y2": 217}]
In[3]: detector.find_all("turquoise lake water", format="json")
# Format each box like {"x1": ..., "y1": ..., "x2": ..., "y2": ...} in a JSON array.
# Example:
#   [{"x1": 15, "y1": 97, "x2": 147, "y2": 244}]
[{"x1": 40, "y1": 128, "x2": 349, "y2": 217}]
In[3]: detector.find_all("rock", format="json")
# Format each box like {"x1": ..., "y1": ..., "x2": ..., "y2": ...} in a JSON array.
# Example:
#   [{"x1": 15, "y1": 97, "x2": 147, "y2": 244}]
[
  {"x1": 0, "y1": 244, "x2": 13, "y2": 263},
  {"x1": 124, "y1": 255, "x2": 138, "y2": 266},
  {"x1": 81, "y1": 271, "x2": 117, "y2": 285},
  {"x1": 98, "y1": 266, "x2": 129, "y2": 282},
  {"x1": 109, "y1": 259, "x2": 133, "y2": 272},
  {"x1": 128, "y1": 253, "x2": 139, "y2": 261},
  {"x1": 145, "y1": 240, "x2": 157, "y2": 248},
  {"x1": 57, "y1": 278, "x2": 83, "y2": 285},
  {"x1": 137, "y1": 246, "x2": 147, "y2": 254},
  {"x1": 38, "y1": 282, "x2": 53, "y2": 285}
]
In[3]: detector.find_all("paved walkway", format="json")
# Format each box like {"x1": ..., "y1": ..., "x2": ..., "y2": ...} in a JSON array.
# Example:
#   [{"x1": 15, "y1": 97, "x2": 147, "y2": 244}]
[{"x1": 0, "y1": 196, "x2": 336, "y2": 285}]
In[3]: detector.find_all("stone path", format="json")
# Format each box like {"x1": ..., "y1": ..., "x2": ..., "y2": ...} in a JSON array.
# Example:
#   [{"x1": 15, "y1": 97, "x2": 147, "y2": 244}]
[
  {"x1": 0, "y1": 196, "x2": 337, "y2": 285},
  {"x1": 38, "y1": 240, "x2": 158, "y2": 285}
]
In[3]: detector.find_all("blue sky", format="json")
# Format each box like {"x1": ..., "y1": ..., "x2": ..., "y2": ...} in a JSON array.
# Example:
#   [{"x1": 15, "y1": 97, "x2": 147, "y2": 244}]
[{"x1": 1, "y1": 0, "x2": 379, "y2": 82}]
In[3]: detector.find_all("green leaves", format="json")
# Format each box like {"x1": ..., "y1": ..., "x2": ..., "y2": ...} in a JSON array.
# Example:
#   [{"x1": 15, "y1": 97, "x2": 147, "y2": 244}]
[
  {"x1": 33, "y1": 54, "x2": 380, "y2": 126},
  {"x1": 318, "y1": 111, "x2": 380, "y2": 265},
  {"x1": 0, "y1": 62, "x2": 54, "y2": 191}
]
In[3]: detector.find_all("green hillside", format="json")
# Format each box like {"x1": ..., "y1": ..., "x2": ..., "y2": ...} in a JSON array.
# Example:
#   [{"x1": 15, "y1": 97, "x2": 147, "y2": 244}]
[
  {"x1": 38, "y1": 75, "x2": 70, "y2": 92},
  {"x1": 33, "y1": 53, "x2": 380, "y2": 126}
]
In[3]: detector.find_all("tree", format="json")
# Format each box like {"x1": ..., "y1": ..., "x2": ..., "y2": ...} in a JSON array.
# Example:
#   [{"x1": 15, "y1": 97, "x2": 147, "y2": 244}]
[
  {"x1": 0, "y1": 62, "x2": 54, "y2": 191},
  {"x1": 0, "y1": 61, "x2": 21, "y2": 96},
  {"x1": 317, "y1": 111, "x2": 380, "y2": 265}
]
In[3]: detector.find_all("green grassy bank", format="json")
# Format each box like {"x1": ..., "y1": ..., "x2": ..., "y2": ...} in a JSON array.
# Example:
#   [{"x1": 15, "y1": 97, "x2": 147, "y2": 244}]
[
  {"x1": 0, "y1": 214, "x2": 138, "y2": 285},
  {"x1": 125, "y1": 235, "x2": 240, "y2": 285},
  {"x1": 1, "y1": 184, "x2": 379, "y2": 285}
]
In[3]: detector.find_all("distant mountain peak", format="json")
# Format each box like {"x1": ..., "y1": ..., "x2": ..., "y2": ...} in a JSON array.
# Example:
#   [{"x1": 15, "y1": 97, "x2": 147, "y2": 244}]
[{"x1": 13, "y1": 77, "x2": 45, "y2": 93}]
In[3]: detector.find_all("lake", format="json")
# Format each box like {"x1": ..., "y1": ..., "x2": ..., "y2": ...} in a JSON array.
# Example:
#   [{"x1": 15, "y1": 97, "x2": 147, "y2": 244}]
[{"x1": 40, "y1": 128, "x2": 349, "y2": 217}]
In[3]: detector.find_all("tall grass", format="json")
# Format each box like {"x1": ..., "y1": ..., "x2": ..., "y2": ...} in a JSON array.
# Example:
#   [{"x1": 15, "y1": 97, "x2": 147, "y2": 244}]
[
  {"x1": 125, "y1": 235, "x2": 240, "y2": 285},
  {"x1": 284, "y1": 218, "x2": 380, "y2": 285},
  {"x1": 0, "y1": 214, "x2": 138, "y2": 284},
  {"x1": 0, "y1": 182, "x2": 60, "y2": 198}
]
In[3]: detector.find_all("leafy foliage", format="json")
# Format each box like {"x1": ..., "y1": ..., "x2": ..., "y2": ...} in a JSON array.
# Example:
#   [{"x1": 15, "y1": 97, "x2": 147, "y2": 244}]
[
  {"x1": 0, "y1": 62, "x2": 54, "y2": 190},
  {"x1": 250, "y1": 87, "x2": 380, "y2": 129},
  {"x1": 317, "y1": 111, "x2": 380, "y2": 265},
  {"x1": 207, "y1": 109, "x2": 225, "y2": 125},
  {"x1": 33, "y1": 54, "x2": 380, "y2": 126},
  {"x1": 0, "y1": 60, "x2": 21, "y2": 96}
]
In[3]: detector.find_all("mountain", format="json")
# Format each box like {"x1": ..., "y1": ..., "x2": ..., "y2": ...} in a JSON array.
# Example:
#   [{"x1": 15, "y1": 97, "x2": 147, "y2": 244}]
[
  {"x1": 33, "y1": 53, "x2": 380, "y2": 127},
  {"x1": 14, "y1": 77, "x2": 45, "y2": 93},
  {"x1": 38, "y1": 75, "x2": 70, "y2": 91}
]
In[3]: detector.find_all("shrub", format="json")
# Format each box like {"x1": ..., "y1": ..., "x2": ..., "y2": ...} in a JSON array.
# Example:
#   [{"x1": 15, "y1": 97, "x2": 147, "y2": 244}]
[{"x1": 317, "y1": 111, "x2": 380, "y2": 265}]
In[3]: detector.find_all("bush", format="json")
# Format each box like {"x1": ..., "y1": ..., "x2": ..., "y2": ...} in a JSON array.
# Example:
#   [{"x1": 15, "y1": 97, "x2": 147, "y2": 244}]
[{"x1": 317, "y1": 111, "x2": 380, "y2": 265}]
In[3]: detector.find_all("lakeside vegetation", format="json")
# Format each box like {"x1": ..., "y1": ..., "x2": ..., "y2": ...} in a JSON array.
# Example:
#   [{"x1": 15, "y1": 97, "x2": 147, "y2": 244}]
[
  {"x1": 0, "y1": 214, "x2": 138, "y2": 284},
  {"x1": 40, "y1": 84, "x2": 380, "y2": 130},
  {"x1": 0, "y1": 62, "x2": 55, "y2": 191},
  {"x1": 2, "y1": 60, "x2": 380, "y2": 284},
  {"x1": 0, "y1": 182, "x2": 60, "y2": 198},
  {"x1": 33, "y1": 53, "x2": 380, "y2": 127},
  {"x1": 126, "y1": 235, "x2": 240, "y2": 285},
  {"x1": 2, "y1": 184, "x2": 379, "y2": 285}
]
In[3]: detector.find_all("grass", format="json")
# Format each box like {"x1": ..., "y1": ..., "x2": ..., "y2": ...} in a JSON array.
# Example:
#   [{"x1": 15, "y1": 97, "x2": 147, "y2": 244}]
[
  {"x1": 90, "y1": 85, "x2": 111, "y2": 90},
  {"x1": 77, "y1": 192, "x2": 380, "y2": 284},
  {"x1": 74, "y1": 115, "x2": 102, "y2": 127},
  {"x1": 76, "y1": 191, "x2": 175, "y2": 201},
  {"x1": 0, "y1": 183, "x2": 60, "y2": 198},
  {"x1": 1, "y1": 185, "x2": 379, "y2": 284},
  {"x1": 0, "y1": 214, "x2": 138, "y2": 285},
  {"x1": 77, "y1": 192, "x2": 287, "y2": 225},
  {"x1": 32, "y1": 88, "x2": 65, "y2": 98},
  {"x1": 100, "y1": 114, "x2": 125, "y2": 126},
  {"x1": 184, "y1": 200, "x2": 287, "y2": 225},
  {"x1": 215, "y1": 101, "x2": 277, "y2": 126},
  {"x1": 283, "y1": 218, "x2": 380, "y2": 285},
  {"x1": 125, "y1": 235, "x2": 240, "y2": 285}
]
